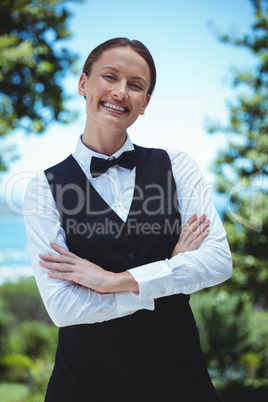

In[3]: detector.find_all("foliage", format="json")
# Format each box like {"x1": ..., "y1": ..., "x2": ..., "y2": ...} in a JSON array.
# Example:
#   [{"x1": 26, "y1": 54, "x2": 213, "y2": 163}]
[
  {"x1": 191, "y1": 290, "x2": 252, "y2": 375},
  {"x1": 1, "y1": 353, "x2": 33, "y2": 383},
  {"x1": 0, "y1": 278, "x2": 52, "y2": 323},
  {"x1": 191, "y1": 289, "x2": 268, "y2": 393},
  {"x1": 217, "y1": 379, "x2": 268, "y2": 402},
  {"x1": 9, "y1": 320, "x2": 58, "y2": 359},
  {"x1": 0, "y1": 0, "x2": 82, "y2": 171},
  {"x1": 0, "y1": 280, "x2": 267, "y2": 398},
  {"x1": 207, "y1": 0, "x2": 268, "y2": 302},
  {"x1": 0, "y1": 279, "x2": 57, "y2": 398},
  {"x1": 0, "y1": 383, "x2": 29, "y2": 402},
  {"x1": 247, "y1": 309, "x2": 268, "y2": 378},
  {"x1": 27, "y1": 358, "x2": 54, "y2": 397},
  {"x1": 0, "y1": 298, "x2": 14, "y2": 356}
]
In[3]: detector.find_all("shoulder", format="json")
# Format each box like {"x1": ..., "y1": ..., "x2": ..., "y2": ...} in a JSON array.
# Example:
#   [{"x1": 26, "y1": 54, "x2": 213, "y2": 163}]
[
  {"x1": 133, "y1": 144, "x2": 202, "y2": 177},
  {"x1": 23, "y1": 171, "x2": 47, "y2": 194},
  {"x1": 45, "y1": 155, "x2": 75, "y2": 177},
  {"x1": 134, "y1": 144, "x2": 196, "y2": 166},
  {"x1": 23, "y1": 155, "x2": 77, "y2": 212},
  {"x1": 165, "y1": 149, "x2": 198, "y2": 167},
  {"x1": 133, "y1": 143, "x2": 168, "y2": 157},
  {"x1": 165, "y1": 149, "x2": 205, "y2": 185},
  {"x1": 133, "y1": 144, "x2": 179, "y2": 165},
  {"x1": 133, "y1": 144, "x2": 174, "y2": 172},
  {"x1": 22, "y1": 171, "x2": 49, "y2": 210}
]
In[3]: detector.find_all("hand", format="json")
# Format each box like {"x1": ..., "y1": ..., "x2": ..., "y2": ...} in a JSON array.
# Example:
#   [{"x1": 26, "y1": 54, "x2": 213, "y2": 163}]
[
  {"x1": 171, "y1": 214, "x2": 209, "y2": 258},
  {"x1": 39, "y1": 243, "x2": 139, "y2": 294},
  {"x1": 39, "y1": 243, "x2": 117, "y2": 293}
]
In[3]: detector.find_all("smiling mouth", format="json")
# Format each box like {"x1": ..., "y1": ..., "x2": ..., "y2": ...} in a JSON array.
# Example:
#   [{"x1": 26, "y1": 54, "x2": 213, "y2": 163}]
[{"x1": 101, "y1": 102, "x2": 128, "y2": 113}]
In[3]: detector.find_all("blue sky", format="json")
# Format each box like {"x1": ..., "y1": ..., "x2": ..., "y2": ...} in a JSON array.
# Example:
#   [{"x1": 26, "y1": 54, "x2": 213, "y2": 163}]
[{"x1": 2, "y1": 0, "x2": 256, "y2": 206}]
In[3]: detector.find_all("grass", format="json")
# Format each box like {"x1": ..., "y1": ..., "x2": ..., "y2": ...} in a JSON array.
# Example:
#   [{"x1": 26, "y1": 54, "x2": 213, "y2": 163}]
[{"x1": 0, "y1": 383, "x2": 29, "y2": 402}]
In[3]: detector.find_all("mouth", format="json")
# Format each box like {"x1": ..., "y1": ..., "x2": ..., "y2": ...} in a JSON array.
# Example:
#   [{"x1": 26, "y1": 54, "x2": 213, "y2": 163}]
[{"x1": 101, "y1": 101, "x2": 129, "y2": 113}]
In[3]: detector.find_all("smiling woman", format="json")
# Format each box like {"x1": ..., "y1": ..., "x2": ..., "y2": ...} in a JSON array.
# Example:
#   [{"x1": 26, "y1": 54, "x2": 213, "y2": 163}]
[
  {"x1": 78, "y1": 45, "x2": 151, "y2": 155},
  {"x1": 23, "y1": 37, "x2": 232, "y2": 401}
]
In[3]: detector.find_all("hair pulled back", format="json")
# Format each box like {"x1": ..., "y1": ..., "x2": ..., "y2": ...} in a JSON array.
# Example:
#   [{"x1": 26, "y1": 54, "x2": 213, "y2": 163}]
[{"x1": 82, "y1": 37, "x2": 156, "y2": 96}]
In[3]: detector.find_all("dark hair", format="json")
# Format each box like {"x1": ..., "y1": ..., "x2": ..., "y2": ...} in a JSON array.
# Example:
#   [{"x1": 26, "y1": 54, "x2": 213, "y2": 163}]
[{"x1": 82, "y1": 37, "x2": 156, "y2": 95}]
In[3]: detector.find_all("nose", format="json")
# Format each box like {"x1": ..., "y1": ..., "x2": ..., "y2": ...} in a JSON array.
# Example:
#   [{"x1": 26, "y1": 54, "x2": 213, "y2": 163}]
[{"x1": 111, "y1": 80, "x2": 128, "y2": 101}]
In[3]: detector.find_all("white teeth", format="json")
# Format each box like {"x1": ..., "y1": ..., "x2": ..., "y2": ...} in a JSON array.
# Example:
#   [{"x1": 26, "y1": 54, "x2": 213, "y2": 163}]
[{"x1": 103, "y1": 102, "x2": 126, "y2": 112}]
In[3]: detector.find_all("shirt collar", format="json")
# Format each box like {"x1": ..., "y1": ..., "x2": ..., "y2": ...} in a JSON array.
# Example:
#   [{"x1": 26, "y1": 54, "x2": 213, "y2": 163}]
[{"x1": 73, "y1": 134, "x2": 134, "y2": 175}]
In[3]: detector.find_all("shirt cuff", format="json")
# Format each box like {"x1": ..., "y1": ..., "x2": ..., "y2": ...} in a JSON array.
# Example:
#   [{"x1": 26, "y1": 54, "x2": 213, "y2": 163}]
[
  {"x1": 116, "y1": 290, "x2": 155, "y2": 317},
  {"x1": 127, "y1": 260, "x2": 175, "y2": 303}
]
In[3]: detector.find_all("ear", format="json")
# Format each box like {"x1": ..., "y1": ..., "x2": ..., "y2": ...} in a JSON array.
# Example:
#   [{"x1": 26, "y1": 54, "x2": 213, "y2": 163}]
[
  {"x1": 140, "y1": 94, "x2": 151, "y2": 115},
  {"x1": 78, "y1": 73, "x2": 88, "y2": 97}
]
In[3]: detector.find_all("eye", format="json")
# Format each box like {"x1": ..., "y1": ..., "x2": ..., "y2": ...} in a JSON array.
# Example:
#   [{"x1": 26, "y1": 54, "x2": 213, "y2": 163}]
[
  {"x1": 103, "y1": 74, "x2": 116, "y2": 81},
  {"x1": 130, "y1": 83, "x2": 142, "y2": 90}
]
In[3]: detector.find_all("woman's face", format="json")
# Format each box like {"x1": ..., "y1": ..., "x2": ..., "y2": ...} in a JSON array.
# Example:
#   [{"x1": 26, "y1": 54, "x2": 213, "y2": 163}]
[{"x1": 78, "y1": 46, "x2": 151, "y2": 134}]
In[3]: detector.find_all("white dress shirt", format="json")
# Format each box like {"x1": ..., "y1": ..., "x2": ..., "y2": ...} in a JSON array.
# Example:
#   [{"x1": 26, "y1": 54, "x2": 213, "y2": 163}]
[{"x1": 23, "y1": 135, "x2": 232, "y2": 327}]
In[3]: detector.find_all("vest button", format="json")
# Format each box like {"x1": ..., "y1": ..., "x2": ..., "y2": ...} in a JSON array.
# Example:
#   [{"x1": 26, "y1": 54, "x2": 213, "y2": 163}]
[{"x1": 127, "y1": 253, "x2": 134, "y2": 260}]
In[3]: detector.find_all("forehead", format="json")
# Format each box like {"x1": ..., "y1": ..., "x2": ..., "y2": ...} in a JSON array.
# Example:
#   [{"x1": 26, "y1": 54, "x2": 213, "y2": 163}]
[{"x1": 93, "y1": 47, "x2": 150, "y2": 78}]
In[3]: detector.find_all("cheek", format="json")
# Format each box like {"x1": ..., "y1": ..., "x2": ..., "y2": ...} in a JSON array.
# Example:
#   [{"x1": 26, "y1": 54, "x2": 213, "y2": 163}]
[
  {"x1": 86, "y1": 79, "x2": 108, "y2": 109},
  {"x1": 95, "y1": 78, "x2": 108, "y2": 94},
  {"x1": 133, "y1": 94, "x2": 147, "y2": 112}
]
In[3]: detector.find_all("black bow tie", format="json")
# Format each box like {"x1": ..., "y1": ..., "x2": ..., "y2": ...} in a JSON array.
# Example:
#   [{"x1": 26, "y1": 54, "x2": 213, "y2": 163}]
[{"x1": 90, "y1": 150, "x2": 136, "y2": 178}]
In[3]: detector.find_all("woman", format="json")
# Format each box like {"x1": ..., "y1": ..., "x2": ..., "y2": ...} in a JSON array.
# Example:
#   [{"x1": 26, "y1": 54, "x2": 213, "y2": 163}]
[{"x1": 23, "y1": 38, "x2": 232, "y2": 401}]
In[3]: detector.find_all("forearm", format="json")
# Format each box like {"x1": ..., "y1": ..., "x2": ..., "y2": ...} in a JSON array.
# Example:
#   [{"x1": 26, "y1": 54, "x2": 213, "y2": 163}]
[
  {"x1": 113, "y1": 214, "x2": 212, "y2": 296},
  {"x1": 23, "y1": 173, "x2": 154, "y2": 327},
  {"x1": 28, "y1": 231, "x2": 152, "y2": 326},
  {"x1": 128, "y1": 232, "x2": 232, "y2": 303},
  {"x1": 126, "y1": 148, "x2": 233, "y2": 303},
  {"x1": 112, "y1": 271, "x2": 139, "y2": 293}
]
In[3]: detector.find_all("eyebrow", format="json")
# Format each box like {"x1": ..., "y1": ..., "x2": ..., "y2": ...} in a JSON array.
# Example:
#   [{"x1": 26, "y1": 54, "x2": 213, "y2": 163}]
[{"x1": 100, "y1": 66, "x2": 147, "y2": 84}]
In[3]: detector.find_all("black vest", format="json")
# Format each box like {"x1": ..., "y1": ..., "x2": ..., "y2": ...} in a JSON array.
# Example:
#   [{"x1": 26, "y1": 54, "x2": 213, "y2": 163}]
[
  {"x1": 44, "y1": 145, "x2": 219, "y2": 402},
  {"x1": 45, "y1": 144, "x2": 183, "y2": 273}
]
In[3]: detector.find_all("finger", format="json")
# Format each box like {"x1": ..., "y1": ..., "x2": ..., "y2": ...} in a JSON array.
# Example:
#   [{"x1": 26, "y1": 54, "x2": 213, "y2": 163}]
[
  {"x1": 39, "y1": 260, "x2": 74, "y2": 272},
  {"x1": 47, "y1": 271, "x2": 75, "y2": 282},
  {"x1": 39, "y1": 253, "x2": 76, "y2": 266},
  {"x1": 182, "y1": 214, "x2": 197, "y2": 231},
  {"x1": 186, "y1": 220, "x2": 210, "y2": 247},
  {"x1": 179, "y1": 214, "x2": 197, "y2": 242},
  {"x1": 49, "y1": 242, "x2": 79, "y2": 259},
  {"x1": 188, "y1": 214, "x2": 207, "y2": 234},
  {"x1": 192, "y1": 218, "x2": 210, "y2": 237},
  {"x1": 180, "y1": 214, "x2": 206, "y2": 243},
  {"x1": 183, "y1": 219, "x2": 210, "y2": 248},
  {"x1": 186, "y1": 228, "x2": 209, "y2": 251},
  {"x1": 193, "y1": 219, "x2": 210, "y2": 238},
  {"x1": 185, "y1": 214, "x2": 198, "y2": 226}
]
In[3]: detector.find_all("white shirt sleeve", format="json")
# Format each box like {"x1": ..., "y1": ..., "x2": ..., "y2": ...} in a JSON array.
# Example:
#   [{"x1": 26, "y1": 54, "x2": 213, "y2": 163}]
[
  {"x1": 127, "y1": 150, "x2": 232, "y2": 304},
  {"x1": 23, "y1": 172, "x2": 154, "y2": 327}
]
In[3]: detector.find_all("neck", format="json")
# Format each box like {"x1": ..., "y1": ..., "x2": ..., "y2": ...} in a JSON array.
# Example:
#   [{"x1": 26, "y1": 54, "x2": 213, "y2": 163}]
[{"x1": 82, "y1": 120, "x2": 127, "y2": 156}]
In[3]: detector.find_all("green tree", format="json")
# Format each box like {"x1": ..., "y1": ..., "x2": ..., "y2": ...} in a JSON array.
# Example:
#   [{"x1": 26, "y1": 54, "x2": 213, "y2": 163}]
[
  {"x1": 191, "y1": 290, "x2": 252, "y2": 376},
  {"x1": 0, "y1": 0, "x2": 82, "y2": 171},
  {"x1": 208, "y1": 0, "x2": 268, "y2": 303}
]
